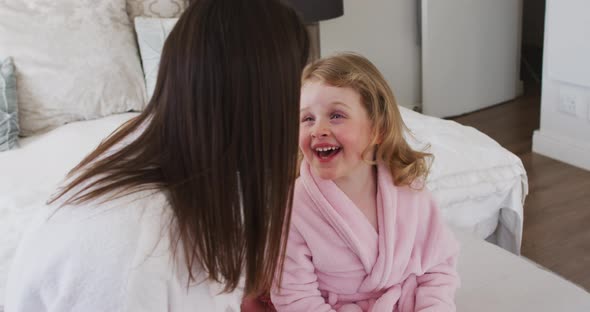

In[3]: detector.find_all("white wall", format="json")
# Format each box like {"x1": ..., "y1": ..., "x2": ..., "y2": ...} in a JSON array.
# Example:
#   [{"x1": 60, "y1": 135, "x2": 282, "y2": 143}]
[
  {"x1": 533, "y1": 0, "x2": 590, "y2": 171},
  {"x1": 420, "y1": 0, "x2": 522, "y2": 118},
  {"x1": 319, "y1": 0, "x2": 420, "y2": 109}
]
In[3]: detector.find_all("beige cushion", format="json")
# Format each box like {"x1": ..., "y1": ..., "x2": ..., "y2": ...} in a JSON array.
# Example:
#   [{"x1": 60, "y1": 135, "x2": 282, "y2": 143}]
[
  {"x1": 0, "y1": 0, "x2": 147, "y2": 136},
  {"x1": 126, "y1": 0, "x2": 188, "y2": 20}
]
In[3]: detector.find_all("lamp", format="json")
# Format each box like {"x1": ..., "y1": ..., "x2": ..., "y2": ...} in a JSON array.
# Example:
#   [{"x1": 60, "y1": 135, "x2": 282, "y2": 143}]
[{"x1": 284, "y1": 0, "x2": 344, "y2": 60}]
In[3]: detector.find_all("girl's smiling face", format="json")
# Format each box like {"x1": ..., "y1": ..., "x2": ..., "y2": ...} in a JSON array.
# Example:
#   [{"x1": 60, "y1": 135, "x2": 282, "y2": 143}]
[{"x1": 299, "y1": 81, "x2": 376, "y2": 182}]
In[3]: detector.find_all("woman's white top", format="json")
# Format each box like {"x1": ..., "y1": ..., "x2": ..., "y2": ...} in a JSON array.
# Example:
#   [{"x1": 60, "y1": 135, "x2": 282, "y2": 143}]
[{"x1": 5, "y1": 189, "x2": 242, "y2": 312}]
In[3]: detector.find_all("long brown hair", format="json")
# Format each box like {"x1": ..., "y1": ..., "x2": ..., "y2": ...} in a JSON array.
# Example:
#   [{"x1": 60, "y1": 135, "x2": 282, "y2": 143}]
[
  {"x1": 50, "y1": 0, "x2": 309, "y2": 295},
  {"x1": 302, "y1": 53, "x2": 431, "y2": 186}
]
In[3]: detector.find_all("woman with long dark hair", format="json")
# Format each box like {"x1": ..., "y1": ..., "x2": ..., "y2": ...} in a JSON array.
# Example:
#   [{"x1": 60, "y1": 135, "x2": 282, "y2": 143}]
[{"x1": 5, "y1": 0, "x2": 309, "y2": 310}]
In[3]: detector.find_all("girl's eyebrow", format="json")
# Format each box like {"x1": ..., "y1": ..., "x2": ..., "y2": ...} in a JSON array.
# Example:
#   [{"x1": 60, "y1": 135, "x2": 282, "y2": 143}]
[
  {"x1": 299, "y1": 101, "x2": 350, "y2": 112},
  {"x1": 332, "y1": 101, "x2": 351, "y2": 110}
]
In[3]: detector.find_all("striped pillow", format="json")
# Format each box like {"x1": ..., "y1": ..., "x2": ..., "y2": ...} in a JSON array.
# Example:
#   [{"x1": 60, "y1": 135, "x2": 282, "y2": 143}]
[{"x1": 0, "y1": 57, "x2": 18, "y2": 152}]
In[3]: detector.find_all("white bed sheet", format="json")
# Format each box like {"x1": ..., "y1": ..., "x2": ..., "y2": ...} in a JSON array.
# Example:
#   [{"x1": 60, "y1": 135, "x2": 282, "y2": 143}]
[
  {"x1": 0, "y1": 109, "x2": 527, "y2": 304},
  {"x1": 400, "y1": 107, "x2": 528, "y2": 254}
]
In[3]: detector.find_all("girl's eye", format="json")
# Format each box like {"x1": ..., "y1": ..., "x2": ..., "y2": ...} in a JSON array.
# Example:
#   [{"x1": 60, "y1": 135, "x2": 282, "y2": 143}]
[
  {"x1": 301, "y1": 116, "x2": 314, "y2": 122},
  {"x1": 331, "y1": 113, "x2": 344, "y2": 119}
]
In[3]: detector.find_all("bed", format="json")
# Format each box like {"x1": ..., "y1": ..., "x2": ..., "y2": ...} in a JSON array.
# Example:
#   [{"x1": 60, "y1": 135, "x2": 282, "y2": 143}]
[
  {"x1": 1, "y1": 113, "x2": 586, "y2": 311},
  {"x1": 0, "y1": 108, "x2": 528, "y2": 306},
  {"x1": 1, "y1": 0, "x2": 587, "y2": 310}
]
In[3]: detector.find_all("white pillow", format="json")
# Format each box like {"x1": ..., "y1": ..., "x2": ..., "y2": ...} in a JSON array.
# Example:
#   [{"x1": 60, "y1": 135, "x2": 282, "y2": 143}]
[
  {"x1": 0, "y1": 0, "x2": 147, "y2": 136},
  {"x1": 134, "y1": 17, "x2": 179, "y2": 100},
  {"x1": 127, "y1": 0, "x2": 187, "y2": 20}
]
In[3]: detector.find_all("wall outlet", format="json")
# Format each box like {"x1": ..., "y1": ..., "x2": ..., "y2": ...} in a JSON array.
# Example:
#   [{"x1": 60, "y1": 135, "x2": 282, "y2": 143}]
[
  {"x1": 558, "y1": 92, "x2": 579, "y2": 116},
  {"x1": 558, "y1": 85, "x2": 589, "y2": 119}
]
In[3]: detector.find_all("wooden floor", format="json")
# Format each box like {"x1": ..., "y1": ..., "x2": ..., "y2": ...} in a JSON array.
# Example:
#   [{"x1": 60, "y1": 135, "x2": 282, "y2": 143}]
[{"x1": 450, "y1": 84, "x2": 590, "y2": 291}]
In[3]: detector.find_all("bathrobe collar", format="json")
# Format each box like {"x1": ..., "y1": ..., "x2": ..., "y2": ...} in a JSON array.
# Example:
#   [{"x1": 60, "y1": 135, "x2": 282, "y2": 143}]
[{"x1": 300, "y1": 161, "x2": 399, "y2": 292}]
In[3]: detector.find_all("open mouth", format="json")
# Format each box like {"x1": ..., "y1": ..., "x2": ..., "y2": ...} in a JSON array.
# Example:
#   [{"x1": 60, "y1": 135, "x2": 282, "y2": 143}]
[{"x1": 314, "y1": 146, "x2": 342, "y2": 160}]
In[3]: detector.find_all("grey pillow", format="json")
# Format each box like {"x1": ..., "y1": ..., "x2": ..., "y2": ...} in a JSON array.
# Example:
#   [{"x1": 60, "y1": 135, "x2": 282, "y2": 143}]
[{"x1": 0, "y1": 57, "x2": 18, "y2": 152}]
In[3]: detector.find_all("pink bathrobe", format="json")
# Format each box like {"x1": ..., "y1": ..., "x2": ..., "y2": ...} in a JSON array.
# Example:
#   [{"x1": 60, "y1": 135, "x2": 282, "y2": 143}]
[{"x1": 271, "y1": 162, "x2": 460, "y2": 312}]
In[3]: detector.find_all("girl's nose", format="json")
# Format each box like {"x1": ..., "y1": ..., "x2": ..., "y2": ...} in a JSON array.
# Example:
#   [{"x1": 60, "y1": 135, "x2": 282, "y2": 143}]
[{"x1": 311, "y1": 122, "x2": 330, "y2": 138}]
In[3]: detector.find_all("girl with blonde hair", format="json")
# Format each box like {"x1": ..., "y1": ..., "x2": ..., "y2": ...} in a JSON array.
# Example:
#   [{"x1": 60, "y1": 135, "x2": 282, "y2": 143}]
[{"x1": 272, "y1": 53, "x2": 460, "y2": 312}]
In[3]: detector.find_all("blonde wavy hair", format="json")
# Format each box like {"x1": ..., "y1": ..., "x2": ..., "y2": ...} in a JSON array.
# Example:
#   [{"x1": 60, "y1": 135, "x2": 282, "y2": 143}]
[{"x1": 301, "y1": 53, "x2": 432, "y2": 187}]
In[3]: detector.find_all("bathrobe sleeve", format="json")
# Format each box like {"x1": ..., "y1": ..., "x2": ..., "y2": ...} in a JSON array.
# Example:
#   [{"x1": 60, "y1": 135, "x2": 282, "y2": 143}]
[
  {"x1": 413, "y1": 195, "x2": 460, "y2": 312},
  {"x1": 271, "y1": 223, "x2": 336, "y2": 312}
]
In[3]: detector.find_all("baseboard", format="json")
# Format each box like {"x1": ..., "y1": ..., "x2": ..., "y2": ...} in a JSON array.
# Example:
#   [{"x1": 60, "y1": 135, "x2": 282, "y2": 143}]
[
  {"x1": 532, "y1": 130, "x2": 590, "y2": 171},
  {"x1": 412, "y1": 103, "x2": 422, "y2": 113}
]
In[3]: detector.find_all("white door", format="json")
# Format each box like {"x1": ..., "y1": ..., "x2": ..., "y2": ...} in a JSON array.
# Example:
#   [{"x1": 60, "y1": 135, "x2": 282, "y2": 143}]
[{"x1": 421, "y1": 0, "x2": 522, "y2": 117}]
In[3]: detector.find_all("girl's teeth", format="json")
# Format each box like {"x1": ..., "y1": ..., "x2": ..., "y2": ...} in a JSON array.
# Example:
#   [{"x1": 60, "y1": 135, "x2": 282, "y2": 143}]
[{"x1": 316, "y1": 146, "x2": 339, "y2": 152}]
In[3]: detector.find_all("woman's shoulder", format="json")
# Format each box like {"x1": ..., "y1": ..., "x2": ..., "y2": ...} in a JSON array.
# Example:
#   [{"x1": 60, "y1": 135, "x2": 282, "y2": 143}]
[
  {"x1": 6, "y1": 189, "x2": 242, "y2": 311},
  {"x1": 37, "y1": 189, "x2": 170, "y2": 241},
  {"x1": 5, "y1": 189, "x2": 175, "y2": 310},
  {"x1": 12, "y1": 189, "x2": 172, "y2": 272}
]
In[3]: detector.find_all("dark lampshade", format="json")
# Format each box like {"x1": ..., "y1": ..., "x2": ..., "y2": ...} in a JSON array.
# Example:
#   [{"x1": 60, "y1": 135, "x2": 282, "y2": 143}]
[{"x1": 284, "y1": 0, "x2": 344, "y2": 23}]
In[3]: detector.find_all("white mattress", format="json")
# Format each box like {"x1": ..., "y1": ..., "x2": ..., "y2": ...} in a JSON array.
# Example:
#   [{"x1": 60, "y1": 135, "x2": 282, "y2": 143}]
[
  {"x1": 1, "y1": 229, "x2": 587, "y2": 311},
  {"x1": 0, "y1": 109, "x2": 527, "y2": 304},
  {"x1": 455, "y1": 228, "x2": 590, "y2": 311}
]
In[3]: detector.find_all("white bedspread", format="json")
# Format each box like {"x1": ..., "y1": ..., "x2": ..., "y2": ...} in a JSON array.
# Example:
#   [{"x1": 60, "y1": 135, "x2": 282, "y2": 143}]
[{"x1": 400, "y1": 107, "x2": 528, "y2": 253}]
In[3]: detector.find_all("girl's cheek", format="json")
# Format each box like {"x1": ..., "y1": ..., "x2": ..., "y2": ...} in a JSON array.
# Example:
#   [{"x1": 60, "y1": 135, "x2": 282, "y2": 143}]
[{"x1": 298, "y1": 135, "x2": 310, "y2": 151}]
